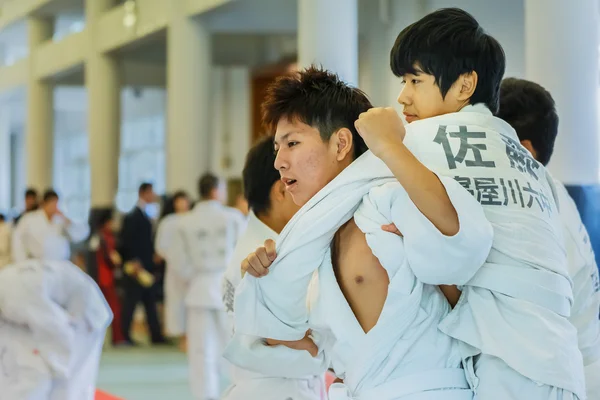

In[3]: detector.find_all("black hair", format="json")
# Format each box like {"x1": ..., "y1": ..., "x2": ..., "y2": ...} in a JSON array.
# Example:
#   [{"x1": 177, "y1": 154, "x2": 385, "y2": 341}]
[
  {"x1": 262, "y1": 66, "x2": 372, "y2": 159},
  {"x1": 0, "y1": 214, "x2": 5, "y2": 222},
  {"x1": 390, "y1": 8, "x2": 506, "y2": 113},
  {"x1": 199, "y1": 173, "x2": 220, "y2": 199},
  {"x1": 243, "y1": 136, "x2": 281, "y2": 217},
  {"x1": 42, "y1": 189, "x2": 59, "y2": 203},
  {"x1": 138, "y1": 182, "x2": 153, "y2": 195},
  {"x1": 159, "y1": 190, "x2": 189, "y2": 219},
  {"x1": 25, "y1": 188, "x2": 38, "y2": 198},
  {"x1": 497, "y1": 78, "x2": 558, "y2": 166},
  {"x1": 95, "y1": 208, "x2": 114, "y2": 231}
]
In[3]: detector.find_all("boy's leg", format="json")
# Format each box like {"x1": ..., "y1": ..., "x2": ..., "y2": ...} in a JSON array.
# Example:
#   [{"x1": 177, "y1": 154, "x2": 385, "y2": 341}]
[
  {"x1": 474, "y1": 354, "x2": 578, "y2": 400},
  {"x1": 187, "y1": 307, "x2": 221, "y2": 400}
]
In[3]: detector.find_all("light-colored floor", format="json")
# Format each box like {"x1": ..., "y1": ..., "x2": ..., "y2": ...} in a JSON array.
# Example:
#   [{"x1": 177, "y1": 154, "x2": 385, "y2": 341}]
[{"x1": 97, "y1": 346, "x2": 194, "y2": 400}]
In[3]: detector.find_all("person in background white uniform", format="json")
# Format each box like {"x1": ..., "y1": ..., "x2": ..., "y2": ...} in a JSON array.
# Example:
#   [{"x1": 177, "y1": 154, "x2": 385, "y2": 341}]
[
  {"x1": 0, "y1": 256, "x2": 112, "y2": 400},
  {"x1": 221, "y1": 136, "x2": 325, "y2": 400},
  {"x1": 498, "y1": 77, "x2": 600, "y2": 400},
  {"x1": 12, "y1": 189, "x2": 89, "y2": 262},
  {"x1": 0, "y1": 214, "x2": 11, "y2": 268},
  {"x1": 155, "y1": 191, "x2": 191, "y2": 348},
  {"x1": 169, "y1": 173, "x2": 246, "y2": 400}
]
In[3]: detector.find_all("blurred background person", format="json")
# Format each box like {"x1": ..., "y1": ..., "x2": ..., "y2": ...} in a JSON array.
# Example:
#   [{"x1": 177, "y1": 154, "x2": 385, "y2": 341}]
[
  {"x1": 0, "y1": 214, "x2": 11, "y2": 268},
  {"x1": 169, "y1": 173, "x2": 246, "y2": 400},
  {"x1": 92, "y1": 208, "x2": 127, "y2": 347},
  {"x1": 12, "y1": 189, "x2": 89, "y2": 262},
  {"x1": 119, "y1": 182, "x2": 167, "y2": 345},
  {"x1": 155, "y1": 190, "x2": 192, "y2": 351},
  {"x1": 13, "y1": 188, "x2": 39, "y2": 227}
]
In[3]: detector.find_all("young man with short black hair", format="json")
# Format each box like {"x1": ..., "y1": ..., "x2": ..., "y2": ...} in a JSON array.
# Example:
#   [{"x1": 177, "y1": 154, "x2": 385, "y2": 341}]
[{"x1": 221, "y1": 136, "x2": 326, "y2": 400}]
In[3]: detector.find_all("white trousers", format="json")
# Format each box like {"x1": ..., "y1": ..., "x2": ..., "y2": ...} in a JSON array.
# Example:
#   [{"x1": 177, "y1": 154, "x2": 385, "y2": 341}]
[
  {"x1": 0, "y1": 319, "x2": 104, "y2": 400},
  {"x1": 165, "y1": 267, "x2": 188, "y2": 337},
  {"x1": 472, "y1": 354, "x2": 579, "y2": 400},
  {"x1": 222, "y1": 376, "x2": 326, "y2": 400},
  {"x1": 187, "y1": 307, "x2": 228, "y2": 400}
]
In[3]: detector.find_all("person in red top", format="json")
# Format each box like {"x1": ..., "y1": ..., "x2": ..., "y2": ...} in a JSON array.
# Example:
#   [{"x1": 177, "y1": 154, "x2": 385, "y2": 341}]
[{"x1": 94, "y1": 208, "x2": 127, "y2": 346}]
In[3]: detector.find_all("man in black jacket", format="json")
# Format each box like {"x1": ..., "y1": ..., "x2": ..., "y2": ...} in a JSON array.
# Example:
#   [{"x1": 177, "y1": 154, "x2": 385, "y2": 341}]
[{"x1": 119, "y1": 182, "x2": 166, "y2": 344}]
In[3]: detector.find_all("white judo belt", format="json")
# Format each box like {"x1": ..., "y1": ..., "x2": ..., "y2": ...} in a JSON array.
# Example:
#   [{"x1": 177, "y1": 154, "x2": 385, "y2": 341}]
[
  {"x1": 467, "y1": 263, "x2": 573, "y2": 317},
  {"x1": 328, "y1": 368, "x2": 472, "y2": 400}
]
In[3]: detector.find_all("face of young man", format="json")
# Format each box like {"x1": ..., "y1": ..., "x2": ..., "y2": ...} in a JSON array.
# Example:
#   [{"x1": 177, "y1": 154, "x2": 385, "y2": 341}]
[
  {"x1": 44, "y1": 198, "x2": 59, "y2": 216},
  {"x1": 397, "y1": 66, "x2": 473, "y2": 123},
  {"x1": 274, "y1": 118, "x2": 350, "y2": 207},
  {"x1": 173, "y1": 197, "x2": 190, "y2": 214}
]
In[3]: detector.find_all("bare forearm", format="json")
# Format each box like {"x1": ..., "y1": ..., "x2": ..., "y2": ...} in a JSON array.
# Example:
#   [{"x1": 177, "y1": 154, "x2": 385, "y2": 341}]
[{"x1": 380, "y1": 143, "x2": 459, "y2": 236}]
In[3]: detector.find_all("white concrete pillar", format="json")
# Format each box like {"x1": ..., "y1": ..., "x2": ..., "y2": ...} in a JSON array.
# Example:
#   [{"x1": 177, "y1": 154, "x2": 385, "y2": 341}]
[
  {"x1": 26, "y1": 17, "x2": 54, "y2": 192},
  {"x1": 525, "y1": 0, "x2": 599, "y2": 184},
  {"x1": 166, "y1": 1, "x2": 211, "y2": 196},
  {"x1": 359, "y1": 0, "x2": 423, "y2": 113},
  {"x1": 0, "y1": 107, "x2": 11, "y2": 210},
  {"x1": 85, "y1": 0, "x2": 120, "y2": 207},
  {"x1": 298, "y1": 0, "x2": 359, "y2": 86}
]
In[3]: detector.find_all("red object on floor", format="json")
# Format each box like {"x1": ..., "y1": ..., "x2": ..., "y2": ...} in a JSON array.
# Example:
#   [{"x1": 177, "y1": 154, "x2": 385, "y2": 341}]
[
  {"x1": 95, "y1": 390, "x2": 124, "y2": 400},
  {"x1": 325, "y1": 371, "x2": 336, "y2": 392}
]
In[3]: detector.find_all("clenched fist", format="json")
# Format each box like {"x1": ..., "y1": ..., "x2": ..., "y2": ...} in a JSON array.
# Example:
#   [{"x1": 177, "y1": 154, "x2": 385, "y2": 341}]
[
  {"x1": 241, "y1": 239, "x2": 277, "y2": 278},
  {"x1": 354, "y1": 107, "x2": 406, "y2": 160}
]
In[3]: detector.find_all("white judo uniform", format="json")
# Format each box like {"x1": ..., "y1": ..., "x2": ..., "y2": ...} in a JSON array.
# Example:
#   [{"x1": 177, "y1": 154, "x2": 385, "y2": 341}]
[
  {"x1": 234, "y1": 105, "x2": 585, "y2": 400},
  {"x1": 554, "y1": 180, "x2": 600, "y2": 399},
  {"x1": 0, "y1": 259, "x2": 112, "y2": 400},
  {"x1": 221, "y1": 212, "x2": 326, "y2": 400},
  {"x1": 0, "y1": 221, "x2": 11, "y2": 268},
  {"x1": 12, "y1": 209, "x2": 89, "y2": 262},
  {"x1": 155, "y1": 213, "x2": 188, "y2": 337},
  {"x1": 169, "y1": 200, "x2": 246, "y2": 400},
  {"x1": 229, "y1": 149, "x2": 493, "y2": 399}
]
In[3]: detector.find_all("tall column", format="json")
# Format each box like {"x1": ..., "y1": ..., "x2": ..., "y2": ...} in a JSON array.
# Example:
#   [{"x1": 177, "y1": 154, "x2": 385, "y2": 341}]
[
  {"x1": 166, "y1": 0, "x2": 211, "y2": 196},
  {"x1": 85, "y1": 0, "x2": 120, "y2": 208},
  {"x1": 525, "y1": 0, "x2": 599, "y2": 185},
  {"x1": 298, "y1": 0, "x2": 358, "y2": 86},
  {"x1": 0, "y1": 107, "x2": 11, "y2": 210},
  {"x1": 26, "y1": 18, "x2": 54, "y2": 192}
]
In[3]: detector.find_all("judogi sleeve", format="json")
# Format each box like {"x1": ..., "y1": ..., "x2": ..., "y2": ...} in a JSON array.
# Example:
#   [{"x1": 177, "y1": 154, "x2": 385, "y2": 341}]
[
  {"x1": 11, "y1": 217, "x2": 28, "y2": 262},
  {"x1": 389, "y1": 175, "x2": 493, "y2": 285},
  {"x1": 63, "y1": 220, "x2": 89, "y2": 243}
]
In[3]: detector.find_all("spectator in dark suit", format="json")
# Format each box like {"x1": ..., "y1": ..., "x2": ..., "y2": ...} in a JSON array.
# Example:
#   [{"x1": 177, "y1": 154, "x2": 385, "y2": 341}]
[{"x1": 119, "y1": 182, "x2": 166, "y2": 345}]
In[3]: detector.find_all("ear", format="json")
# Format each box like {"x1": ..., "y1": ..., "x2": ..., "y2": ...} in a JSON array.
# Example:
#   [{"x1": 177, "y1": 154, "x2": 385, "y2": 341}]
[
  {"x1": 455, "y1": 71, "x2": 478, "y2": 103},
  {"x1": 270, "y1": 180, "x2": 286, "y2": 203},
  {"x1": 520, "y1": 139, "x2": 538, "y2": 161},
  {"x1": 332, "y1": 128, "x2": 354, "y2": 162}
]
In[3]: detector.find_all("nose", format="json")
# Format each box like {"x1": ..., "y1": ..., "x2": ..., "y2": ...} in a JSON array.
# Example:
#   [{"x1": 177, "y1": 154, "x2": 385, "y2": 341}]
[
  {"x1": 274, "y1": 148, "x2": 288, "y2": 171},
  {"x1": 397, "y1": 84, "x2": 411, "y2": 107}
]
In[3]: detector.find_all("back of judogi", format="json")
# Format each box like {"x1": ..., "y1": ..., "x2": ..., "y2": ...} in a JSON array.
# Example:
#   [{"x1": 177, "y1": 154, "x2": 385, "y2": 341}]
[{"x1": 170, "y1": 200, "x2": 246, "y2": 308}]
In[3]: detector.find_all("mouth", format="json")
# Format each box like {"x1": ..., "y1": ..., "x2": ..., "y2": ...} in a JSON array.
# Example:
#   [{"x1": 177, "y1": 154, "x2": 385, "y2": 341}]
[
  {"x1": 281, "y1": 177, "x2": 298, "y2": 190},
  {"x1": 403, "y1": 113, "x2": 418, "y2": 123}
]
